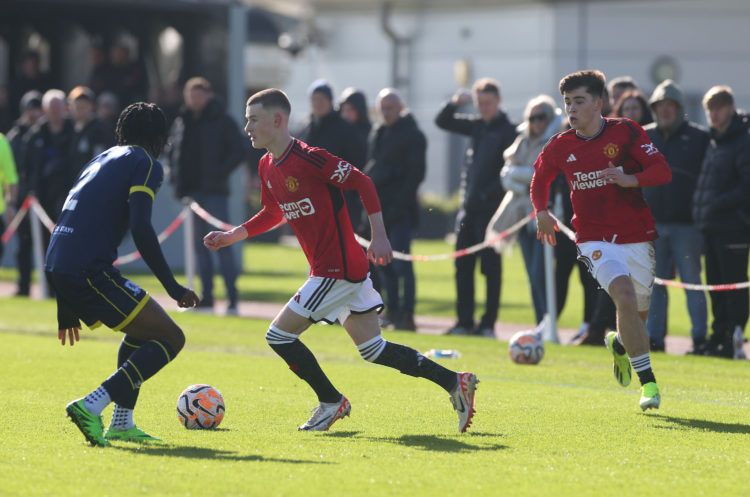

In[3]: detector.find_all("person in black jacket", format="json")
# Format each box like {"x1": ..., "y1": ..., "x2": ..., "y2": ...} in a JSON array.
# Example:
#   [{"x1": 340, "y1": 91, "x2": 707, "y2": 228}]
[
  {"x1": 435, "y1": 77, "x2": 516, "y2": 336},
  {"x1": 299, "y1": 80, "x2": 367, "y2": 232},
  {"x1": 365, "y1": 88, "x2": 426, "y2": 331},
  {"x1": 643, "y1": 80, "x2": 709, "y2": 354},
  {"x1": 68, "y1": 86, "x2": 115, "y2": 177},
  {"x1": 6, "y1": 90, "x2": 43, "y2": 296},
  {"x1": 692, "y1": 85, "x2": 750, "y2": 359},
  {"x1": 168, "y1": 77, "x2": 246, "y2": 313},
  {"x1": 339, "y1": 87, "x2": 372, "y2": 149}
]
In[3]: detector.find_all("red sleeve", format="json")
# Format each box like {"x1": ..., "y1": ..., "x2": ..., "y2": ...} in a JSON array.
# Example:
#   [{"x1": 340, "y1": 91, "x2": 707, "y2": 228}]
[
  {"x1": 530, "y1": 141, "x2": 560, "y2": 213},
  {"x1": 317, "y1": 149, "x2": 382, "y2": 215},
  {"x1": 241, "y1": 171, "x2": 284, "y2": 238},
  {"x1": 629, "y1": 123, "x2": 672, "y2": 187}
]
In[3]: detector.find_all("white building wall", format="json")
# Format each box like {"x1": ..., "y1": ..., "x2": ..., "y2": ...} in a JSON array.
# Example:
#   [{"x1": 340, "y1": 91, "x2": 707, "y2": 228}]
[{"x1": 280, "y1": 0, "x2": 750, "y2": 196}]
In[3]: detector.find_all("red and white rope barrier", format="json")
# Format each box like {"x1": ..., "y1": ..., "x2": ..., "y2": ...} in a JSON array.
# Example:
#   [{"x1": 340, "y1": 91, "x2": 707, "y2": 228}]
[
  {"x1": 28, "y1": 197, "x2": 56, "y2": 233},
  {"x1": 355, "y1": 212, "x2": 535, "y2": 262},
  {"x1": 0, "y1": 195, "x2": 32, "y2": 244},
  {"x1": 113, "y1": 208, "x2": 190, "y2": 266},
  {"x1": 9, "y1": 195, "x2": 750, "y2": 293},
  {"x1": 188, "y1": 200, "x2": 235, "y2": 231}
]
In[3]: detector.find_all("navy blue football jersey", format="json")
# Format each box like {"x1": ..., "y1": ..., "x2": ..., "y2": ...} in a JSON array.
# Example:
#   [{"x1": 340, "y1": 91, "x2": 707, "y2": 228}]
[{"x1": 45, "y1": 145, "x2": 164, "y2": 273}]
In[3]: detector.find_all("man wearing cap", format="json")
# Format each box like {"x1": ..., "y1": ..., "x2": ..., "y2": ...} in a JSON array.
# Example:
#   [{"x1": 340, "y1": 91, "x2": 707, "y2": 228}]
[
  {"x1": 68, "y1": 86, "x2": 114, "y2": 178},
  {"x1": 299, "y1": 79, "x2": 367, "y2": 232},
  {"x1": 642, "y1": 79, "x2": 710, "y2": 354}
]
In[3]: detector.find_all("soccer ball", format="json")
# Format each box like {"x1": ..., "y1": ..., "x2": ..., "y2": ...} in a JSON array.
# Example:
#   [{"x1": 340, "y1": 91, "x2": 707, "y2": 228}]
[
  {"x1": 508, "y1": 331, "x2": 545, "y2": 365},
  {"x1": 176, "y1": 384, "x2": 225, "y2": 429}
]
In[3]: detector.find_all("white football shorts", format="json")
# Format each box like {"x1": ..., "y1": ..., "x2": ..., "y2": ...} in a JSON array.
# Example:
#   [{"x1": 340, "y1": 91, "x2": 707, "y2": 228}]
[
  {"x1": 577, "y1": 241, "x2": 655, "y2": 312},
  {"x1": 287, "y1": 275, "x2": 383, "y2": 324}
]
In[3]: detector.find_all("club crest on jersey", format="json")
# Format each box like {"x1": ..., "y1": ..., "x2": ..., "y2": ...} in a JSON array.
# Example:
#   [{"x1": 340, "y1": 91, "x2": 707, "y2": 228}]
[
  {"x1": 285, "y1": 176, "x2": 299, "y2": 192},
  {"x1": 279, "y1": 198, "x2": 316, "y2": 219},
  {"x1": 603, "y1": 143, "x2": 619, "y2": 159},
  {"x1": 330, "y1": 161, "x2": 352, "y2": 184},
  {"x1": 592, "y1": 250, "x2": 602, "y2": 261}
]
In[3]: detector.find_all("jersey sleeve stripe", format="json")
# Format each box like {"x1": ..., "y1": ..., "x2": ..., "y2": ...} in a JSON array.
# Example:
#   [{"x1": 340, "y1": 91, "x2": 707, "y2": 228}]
[
  {"x1": 129, "y1": 185, "x2": 155, "y2": 201},
  {"x1": 290, "y1": 148, "x2": 324, "y2": 169}
]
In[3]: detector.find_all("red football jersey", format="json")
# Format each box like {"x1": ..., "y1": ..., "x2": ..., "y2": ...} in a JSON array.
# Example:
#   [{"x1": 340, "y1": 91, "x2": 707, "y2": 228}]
[
  {"x1": 242, "y1": 139, "x2": 381, "y2": 281},
  {"x1": 530, "y1": 118, "x2": 671, "y2": 244}
]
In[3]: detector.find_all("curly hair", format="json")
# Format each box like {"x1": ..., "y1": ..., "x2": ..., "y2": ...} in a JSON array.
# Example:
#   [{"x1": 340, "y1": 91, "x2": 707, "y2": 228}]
[{"x1": 115, "y1": 102, "x2": 167, "y2": 154}]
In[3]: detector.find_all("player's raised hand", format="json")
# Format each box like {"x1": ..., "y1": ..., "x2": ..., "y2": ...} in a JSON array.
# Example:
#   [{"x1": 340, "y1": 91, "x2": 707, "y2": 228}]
[
  {"x1": 58, "y1": 326, "x2": 81, "y2": 346},
  {"x1": 178, "y1": 288, "x2": 200, "y2": 308},
  {"x1": 535, "y1": 210, "x2": 559, "y2": 246}
]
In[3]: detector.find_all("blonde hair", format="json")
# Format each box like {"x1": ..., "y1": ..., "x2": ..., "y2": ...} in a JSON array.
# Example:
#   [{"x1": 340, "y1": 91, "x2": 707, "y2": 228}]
[{"x1": 524, "y1": 94, "x2": 558, "y2": 122}]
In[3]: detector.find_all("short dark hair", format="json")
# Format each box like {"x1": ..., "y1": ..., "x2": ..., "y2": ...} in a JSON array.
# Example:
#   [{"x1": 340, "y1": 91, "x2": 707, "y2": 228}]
[
  {"x1": 559, "y1": 70, "x2": 606, "y2": 99},
  {"x1": 472, "y1": 77, "x2": 500, "y2": 97},
  {"x1": 184, "y1": 77, "x2": 212, "y2": 93},
  {"x1": 115, "y1": 102, "x2": 167, "y2": 154},
  {"x1": 703, "y1": 85, "x2": 734, "y2": 109},
  {"x1": 247, "y1": 88, "x2": 291, "y2": 115},
  {"x1": 607, "y1": 76, "x2": 638, "y2": 94}
]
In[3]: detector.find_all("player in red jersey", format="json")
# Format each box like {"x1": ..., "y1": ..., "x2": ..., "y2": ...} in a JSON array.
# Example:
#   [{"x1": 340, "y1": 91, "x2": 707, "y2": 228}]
[
  {"x1": 204, "y1": 89, "x2": 478, "y2": 432},
  {"x1": 530, "y1": 70, "x2": 671, "y2": 411}
]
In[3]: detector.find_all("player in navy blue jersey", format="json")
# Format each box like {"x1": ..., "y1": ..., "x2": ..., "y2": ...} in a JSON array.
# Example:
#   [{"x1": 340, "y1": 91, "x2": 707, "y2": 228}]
[{"x1": 45, "y1": 102, "x2": 200, "y2": 446}]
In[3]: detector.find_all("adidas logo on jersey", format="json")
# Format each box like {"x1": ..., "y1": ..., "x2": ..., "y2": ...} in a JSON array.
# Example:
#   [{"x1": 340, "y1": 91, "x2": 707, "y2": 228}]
[{"x1": 566, "y1": 154, "x2": 577, "y2": 163}]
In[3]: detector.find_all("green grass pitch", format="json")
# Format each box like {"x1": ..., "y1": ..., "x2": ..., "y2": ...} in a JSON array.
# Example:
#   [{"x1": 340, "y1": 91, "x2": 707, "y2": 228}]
[
  {"x1": 1, "y1": 297, "x2": 749, "y2": 497},
  {"x1": 1, "y1": 241, "x2": 747, "y2": 496}
]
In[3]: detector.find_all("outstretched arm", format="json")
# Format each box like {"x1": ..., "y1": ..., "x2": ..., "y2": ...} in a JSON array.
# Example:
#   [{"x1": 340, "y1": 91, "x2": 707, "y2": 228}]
[{"x1": 129, "y1": 193, "x2": 198, "y2": 307}]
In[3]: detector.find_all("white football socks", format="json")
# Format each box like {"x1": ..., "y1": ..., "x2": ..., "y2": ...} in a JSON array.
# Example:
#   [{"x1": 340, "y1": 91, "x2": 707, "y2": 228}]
[
  {"x1": 84, "y1": 386, "x2": 112, "y2": 416},
  {"x1": 109, "y1": 404, "x2": 135, "y2": 430}
]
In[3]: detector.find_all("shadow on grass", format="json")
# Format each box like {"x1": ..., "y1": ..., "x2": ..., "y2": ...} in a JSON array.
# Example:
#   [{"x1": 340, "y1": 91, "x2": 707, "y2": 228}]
[
  {"x1": 112, "y1": 445, "x2": 333, "y2": 464},
  {"x1": 322, "y1": 430, "x2": 362, "y2": 438},
  {"x1": 365, "y1": 432, "x2": 506, "y2": 453},
  {"x1": 648, "y1": 414, "x2": 750, "y2": 435}
]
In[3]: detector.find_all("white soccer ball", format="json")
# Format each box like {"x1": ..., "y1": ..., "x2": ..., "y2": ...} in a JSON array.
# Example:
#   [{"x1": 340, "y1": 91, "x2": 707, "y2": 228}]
[
  {"x1": 176, "y1": 384, "x2": 225, "y2": 429},
  {"x1": 508, "y1": 331, "x2": 545, "y2": 365}
]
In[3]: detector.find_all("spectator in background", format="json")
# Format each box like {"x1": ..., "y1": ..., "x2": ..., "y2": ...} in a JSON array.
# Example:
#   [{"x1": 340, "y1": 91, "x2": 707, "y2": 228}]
[
  {"x1": 167, "y1": 77, "x2": 246, "y2": 314},
  {"x1": 0, "y1": 132, "x2": 19, "y2": 261},
  {"x1": 339, "y1": 87, "x2": 372, "y2": 147},
  {"x1": 643, "y1": 80, "x2": 709, "y2": 354},
  {"x1": 88, "y1": 44, "x2": 115, "y2": 97},
  {"x1": 68, "y1": 86, "x2": 115, "y2": 176},
  {"x1": 6, "y1": 90, "x2": 43, "y2": 296},
  {"x1": 96, "y1": 91, "x2": 120, "y2": 141},
  {"x1": 607, "y1": 76, "x2": 638, "y2": 111},
  {"x1": 692, "y1": 85, "x2": 750, "y2": 359},
  {"x1": 22, "y1": 89, "x2": 74, "y2": 298},
  {"x1": 435, "y1": 78, "x2": 517, "y2": 337},
  {"x1": 109, "y1": 43, "x2": 147, "y2": 107},
  {"x1": 490, "y1": 95, "x2": 564, "y2": 329},
  {"x1": 299, "y1": 79, "x2": 367, "y2": 232},
  {"x1": 612, "y1": 89, "x2": 653, "y2": 126},
  {"x1": 26, "y1": 89, "x2": 75, "y2": 221},
  {"x1": 364, "y1": 88, "x2": 426, "y2": 331},
  {"x1": 339, "y1": 87, "x2": 372, "y2": 236},
  {"x1": 9, "y1": 51, "x2": 52, "y2": 121}
]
